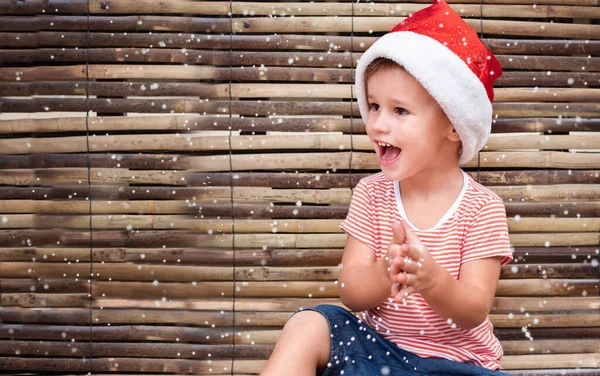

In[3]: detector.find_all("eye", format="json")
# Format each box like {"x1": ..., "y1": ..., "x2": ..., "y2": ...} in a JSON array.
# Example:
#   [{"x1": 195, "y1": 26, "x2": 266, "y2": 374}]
[
  {"x1": 368, "y1": 103, "x2": 380, "y2": 112},
  {"x1": 396, "y1": 107, "x2": 408, "y2": 115}
]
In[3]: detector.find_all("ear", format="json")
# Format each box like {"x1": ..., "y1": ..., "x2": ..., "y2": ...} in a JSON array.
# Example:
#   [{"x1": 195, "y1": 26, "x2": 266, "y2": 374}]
[{"x1": 447, "y1": 127, "x2": 461, "y2": 142}]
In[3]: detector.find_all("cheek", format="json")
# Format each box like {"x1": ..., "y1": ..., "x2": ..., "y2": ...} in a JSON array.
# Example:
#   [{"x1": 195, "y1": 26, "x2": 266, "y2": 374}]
[{"x1": 365, "y1": 121, "x2": 377, "y2": 137}]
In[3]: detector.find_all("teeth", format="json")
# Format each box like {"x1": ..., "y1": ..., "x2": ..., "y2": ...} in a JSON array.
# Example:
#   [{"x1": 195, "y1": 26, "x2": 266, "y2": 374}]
[{"x1": 377, "y1": 141, "x2": 393, "y2": 147}]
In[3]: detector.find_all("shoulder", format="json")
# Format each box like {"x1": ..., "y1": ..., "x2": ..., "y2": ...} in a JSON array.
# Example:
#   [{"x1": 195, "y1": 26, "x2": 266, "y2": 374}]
[
  {"x1": 359, "y1": 171, "x2": 388, "y2": 186},
  {"x1": 355, "y1": 172, "x2": 391, "y2": 194},
  {"x1": 463, "y1": 173, "x2": 505, "y2": 215}
]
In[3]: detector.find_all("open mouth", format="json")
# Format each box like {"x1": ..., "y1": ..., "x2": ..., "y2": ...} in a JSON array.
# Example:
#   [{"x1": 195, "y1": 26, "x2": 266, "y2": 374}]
[{"x1": 378, "y1": 143, "x2": 402, "y2": 162}]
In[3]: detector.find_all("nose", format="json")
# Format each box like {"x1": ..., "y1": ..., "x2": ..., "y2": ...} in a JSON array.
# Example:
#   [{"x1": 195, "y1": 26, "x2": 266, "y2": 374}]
[{"x1": 368, "y1": 109, "x2": 391, "y2": 134}]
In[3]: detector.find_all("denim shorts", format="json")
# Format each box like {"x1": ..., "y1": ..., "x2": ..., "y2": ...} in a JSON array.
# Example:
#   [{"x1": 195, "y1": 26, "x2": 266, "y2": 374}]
[{"x1": 294, "y1": 304, "x2": 510, "y2": 376}]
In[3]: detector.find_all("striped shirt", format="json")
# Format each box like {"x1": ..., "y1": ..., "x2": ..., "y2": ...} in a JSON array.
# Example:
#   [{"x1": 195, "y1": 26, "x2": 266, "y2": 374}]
[{"x1": 339, "y1": 169, "x2": 514, "y2": 370}]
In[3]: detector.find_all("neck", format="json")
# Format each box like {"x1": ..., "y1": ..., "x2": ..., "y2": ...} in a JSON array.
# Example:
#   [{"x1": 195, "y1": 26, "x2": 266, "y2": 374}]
[{"x1": 399, "y1": 163, "x2": 464, "y2": 201}]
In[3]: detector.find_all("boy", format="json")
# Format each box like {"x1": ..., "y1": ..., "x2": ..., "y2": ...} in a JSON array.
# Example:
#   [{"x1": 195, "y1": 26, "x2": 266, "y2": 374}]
[{"x1": 261, "y1": 0, "x2": 514, "y2": 374}]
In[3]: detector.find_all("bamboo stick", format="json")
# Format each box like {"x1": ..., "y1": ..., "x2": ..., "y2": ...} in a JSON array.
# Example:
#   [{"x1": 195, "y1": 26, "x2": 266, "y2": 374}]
[
  {"x1": 0, "y1": 15, "x2": 598, "y2": 39},
  {"x1": 1, "y1": 277, "x2": 595, "y2": 298},
  {"x1": 0, "y1": 261, "x2": 594, "y2": 281},
  {"x1": 0, "y1": 115, "x2": 598, "y2": 135},
  {"x1": 178, "y1": 296, "x2": 600, "y2": 313},
  {"x1": 0, "y1": 306, "x2": 598, "y2": 326},
  {"x1": 507, "y1": 246, "x2": 599, "y2": 263},
  {"x1": 167, "y1": 2, "x2": 600, "y2": 19},
  {"x1": 0, "y1": 356, "x2": 259, "y2": 373},
  {"x1": 0, "y1": 168, "x2": 600, "y2": 194},
  {"x1": 1, "y1": 0, "x2": 598, "y2": 15},
  {"x1": 0, "y1": 168, "x2": 600, "y2": 196},
  {"x1": 1, "y1": 323, "x2": 597, "y2": 344},
  {"x1": 34, "y1": 226, "x2": 600, "y2": 247},
  {"x1": 0, "y1": 340, "x2": 271, "y2": 359},
  {"x1": 2, "y1": 0, "x2": 598, "y2": 17},
  {"x1": 502, "y1": 339, "x2": 600, "y2": 355},
  {"x1": 2, "y1": 98, "x2": 597, "y2": 118},
  {"x1": 0, "y1": 263, "x2": 342, "y2": 282},
  {"x1": 235, "y1": 17, "x2": 600, "y2": 40},
  {"x1": 93, "y1": 296, "x2": 600, "y2": 312},
  {"x1": 0, "y1": 152, "x2": 599, "y2": 183},
  {"x1": 0, "y1": 278, "x2": 89, "y2": 294},
  {"x1": 1, "y1": 133, "x2": 599, "y2": 155},
  {"x1": 3, "y1": 82, "x2": 598, "y2": 102},
  {"x1": 0, "y1": 323, "x2": 276, "y2": 342},
  {"x1": 499, "y1": 72, "x2": 599, "y2": 87},
  {"x1": 0, "y1": 200, "x2": 204, "y2": 215},
  {"x1": 0, "y1": 339, "x2": 598, "y2": 360},
  {"x1": 1, "y1": 213, "x2": 600, "y2": 234},
  {"x1": 9, "y1": 354, "x2": 578, "y2": 374},
  {"x1": 0, "y1": 245, "x2": 595, "y2": 265},
  {"x1": 1, "y1": 228, "x2": 599, "y2": 250},
  {"x1": 498, "y1": 327, "x2": 600, "y2": 341},
  {"x1": 2, "y1": 228, "x2": 599, "y2": 250},
  {"x1": 0, "y1": 63, "x2": 597, "y2": 93},
  {"x1": 1, "y1": 293, "x2": 89, "y2": 308},
  {"x1": 0, "y1": 338, "x2": 589, "y2": 360},
  {"x1": 498, "y1": 56, "x2": 598, "y2": 72},
  {"x1": 0, "y1": 355, "x2": 597, "y2": 374},
  {"x1": 501, "y1": 353, "x2": 600, "y2": 369},
  {"x1": 1, "y1": 51, "x2": 596, "y2": 71},
  {"x1": 1, "y1": 197, "x2": 599, "y2": 218},
  {"x1": 507, "y1": 370, "x2": 600, "y2": 375},
  {"x1": 499, "y1": 263, "x2": 598, "y2": 278},
  {"x1": 495, "y1": 88, "x2": 599, "y2": 102},
  {"x1": 1, "y1": 32, "x2": 598, "y2": 56}
]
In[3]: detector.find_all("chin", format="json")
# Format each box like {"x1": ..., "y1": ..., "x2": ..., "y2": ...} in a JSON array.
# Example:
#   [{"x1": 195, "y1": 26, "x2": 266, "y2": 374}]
[{"x1": 380, "y1": 167, "x2": 405, "y2": 182}]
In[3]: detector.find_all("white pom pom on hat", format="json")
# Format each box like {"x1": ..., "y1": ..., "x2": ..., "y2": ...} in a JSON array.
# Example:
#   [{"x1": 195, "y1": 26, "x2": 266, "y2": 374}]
[{"x1": 355, "y1": 0, "x2": 503, "y2": 165}]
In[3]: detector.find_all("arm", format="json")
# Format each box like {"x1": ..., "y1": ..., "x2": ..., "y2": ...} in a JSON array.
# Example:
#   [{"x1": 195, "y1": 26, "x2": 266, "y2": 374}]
[
  {"x1": 392, "y1": 199, "x2": 512, "y2": 330},
  {"x1": 421, "y1": 256, "x2": 502, "y2": 329},
  {"x1": 338, "y1": 234, "x2": 394, "y2": 312},
  {"x1": 338, "y1": 179, "x2": 398, "y2": 311}
]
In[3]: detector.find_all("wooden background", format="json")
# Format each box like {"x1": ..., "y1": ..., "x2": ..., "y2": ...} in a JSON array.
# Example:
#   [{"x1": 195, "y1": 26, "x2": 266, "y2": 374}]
[{"x1": 0, "y1": 0, "x2": 599, "y2": 374}]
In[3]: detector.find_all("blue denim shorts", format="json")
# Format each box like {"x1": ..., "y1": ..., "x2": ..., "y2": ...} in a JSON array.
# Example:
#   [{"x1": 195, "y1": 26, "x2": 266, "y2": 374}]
[{"x1": 294, "y1": 304, "x2": 510, "y2": 376}]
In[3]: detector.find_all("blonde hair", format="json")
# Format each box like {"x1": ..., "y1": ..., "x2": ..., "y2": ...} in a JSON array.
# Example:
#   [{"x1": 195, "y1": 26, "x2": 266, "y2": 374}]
[
  {"x1": 363, "y1": 57, "x2": 463, "y2": 158},
  {"x1": 364, "y1": 58, "x2": 399, "y2": 98}
]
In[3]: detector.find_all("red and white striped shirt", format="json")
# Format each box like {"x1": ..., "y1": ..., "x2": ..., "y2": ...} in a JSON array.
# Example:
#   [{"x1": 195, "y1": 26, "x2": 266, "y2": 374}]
[{"x1": 339, "y1": 169, "x2": 513, "y2": 370}]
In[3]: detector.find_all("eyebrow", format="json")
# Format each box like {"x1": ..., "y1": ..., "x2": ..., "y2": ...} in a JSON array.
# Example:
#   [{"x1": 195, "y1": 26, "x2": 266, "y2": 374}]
[{"x1": 366, "y1": 96, "x2": 409, "y2": 107}]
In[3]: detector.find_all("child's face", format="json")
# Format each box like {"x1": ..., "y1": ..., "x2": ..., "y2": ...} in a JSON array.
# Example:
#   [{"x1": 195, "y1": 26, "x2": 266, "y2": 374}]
[{"x1": 365, "y1": 64, "x2": 461, "y2": 181}]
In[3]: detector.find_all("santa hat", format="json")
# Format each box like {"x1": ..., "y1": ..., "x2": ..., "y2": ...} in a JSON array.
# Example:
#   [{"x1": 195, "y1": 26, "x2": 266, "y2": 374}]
[{"x1": 355, "y1": 0, "x2": 503, "y2": 165}]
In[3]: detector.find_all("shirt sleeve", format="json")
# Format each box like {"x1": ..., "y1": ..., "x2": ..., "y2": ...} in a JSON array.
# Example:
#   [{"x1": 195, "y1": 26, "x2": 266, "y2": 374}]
[
  {"x1": 461, "y1": 199, "x2": 514, "y2": 266},
  {"x1": 339, "y1": 179, "x2": 378, "y2": 254}
]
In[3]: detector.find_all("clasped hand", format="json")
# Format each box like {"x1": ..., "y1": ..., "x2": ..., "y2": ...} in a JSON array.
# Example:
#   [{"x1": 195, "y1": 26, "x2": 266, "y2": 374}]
[{"x1": 384, "y1": 219, "x2": 440, "y2": 301}]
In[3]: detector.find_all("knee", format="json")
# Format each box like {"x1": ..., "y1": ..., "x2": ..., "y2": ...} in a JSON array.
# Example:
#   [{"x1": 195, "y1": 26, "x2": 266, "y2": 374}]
[
  {"x1": 282, "y1": 310, "x2": 331, "y2": 366},
  {"x1": 283, "y1": 310, "x2": 330, "y2": 338}
]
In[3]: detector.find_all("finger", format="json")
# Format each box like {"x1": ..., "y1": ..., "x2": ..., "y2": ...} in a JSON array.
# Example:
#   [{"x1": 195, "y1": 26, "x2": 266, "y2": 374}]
[
  {"x1": 396, "y1": 255, "x2": 420, "y2": 275},
  {"x1": 391, "y1": 250, "x2": 419, "y2": 274},
  {"x1": 395, "y1": 268, "x2": 417, "y2": 284},
  {"x1": 398, "y1": 241, "x2": 421, "y2": 264},
  {"x1": 386, "y1": 245, "x2": 402, "y2": 275},
  {"x1": 391, "y1": 282, "x2": 401, "y2": 296},
  {"x1": 395, "y1": 285, "x2": 413, "y2": 301},
  {"x1": 397, "y1": 243, "x2": 418, "y2": 263},
  {"x1": 393, "y1": 270, "x2": 407, "y2": 284},
  {"x1": 406, "y1": 243, "x2": 422, "y2": 263},
  {"x1": 399, "y1": 219, "x2": 423, "y2": 250},
  {"x1": 386, "y1": 243, "x2": 401, "y2": 261},
  {"x1": 390, "y1": 257, "x2": 403, "y2": 276},
  {"x1": 391, "y1": 221, "x2": 406, "y2": 245}
]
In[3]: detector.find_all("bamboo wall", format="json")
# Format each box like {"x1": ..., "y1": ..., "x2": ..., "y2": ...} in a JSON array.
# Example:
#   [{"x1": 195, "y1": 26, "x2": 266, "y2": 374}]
[{"x1": 0, "y1": 0, "x2": 598, "y2": 374}]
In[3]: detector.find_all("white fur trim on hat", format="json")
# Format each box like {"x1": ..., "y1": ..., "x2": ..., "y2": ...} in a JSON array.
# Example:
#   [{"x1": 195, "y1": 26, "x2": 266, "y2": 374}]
[{"x1": 355, "y1": 31, "x2": 492, "y2": 165}]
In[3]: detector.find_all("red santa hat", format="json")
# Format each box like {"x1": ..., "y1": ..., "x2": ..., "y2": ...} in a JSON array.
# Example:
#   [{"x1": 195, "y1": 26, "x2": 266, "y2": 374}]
[{"x1": 355, "y1": 0, "x2": 503, "y2": 165}]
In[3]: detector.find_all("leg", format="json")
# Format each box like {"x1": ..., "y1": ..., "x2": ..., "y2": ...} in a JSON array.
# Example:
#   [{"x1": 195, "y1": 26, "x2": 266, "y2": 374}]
[
  {"x1": 260, "y1": 310, "x2": 331, "y2": 376},
  {"x1": 422, "y1": 355, "x2": 511, "y2": 375}
]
